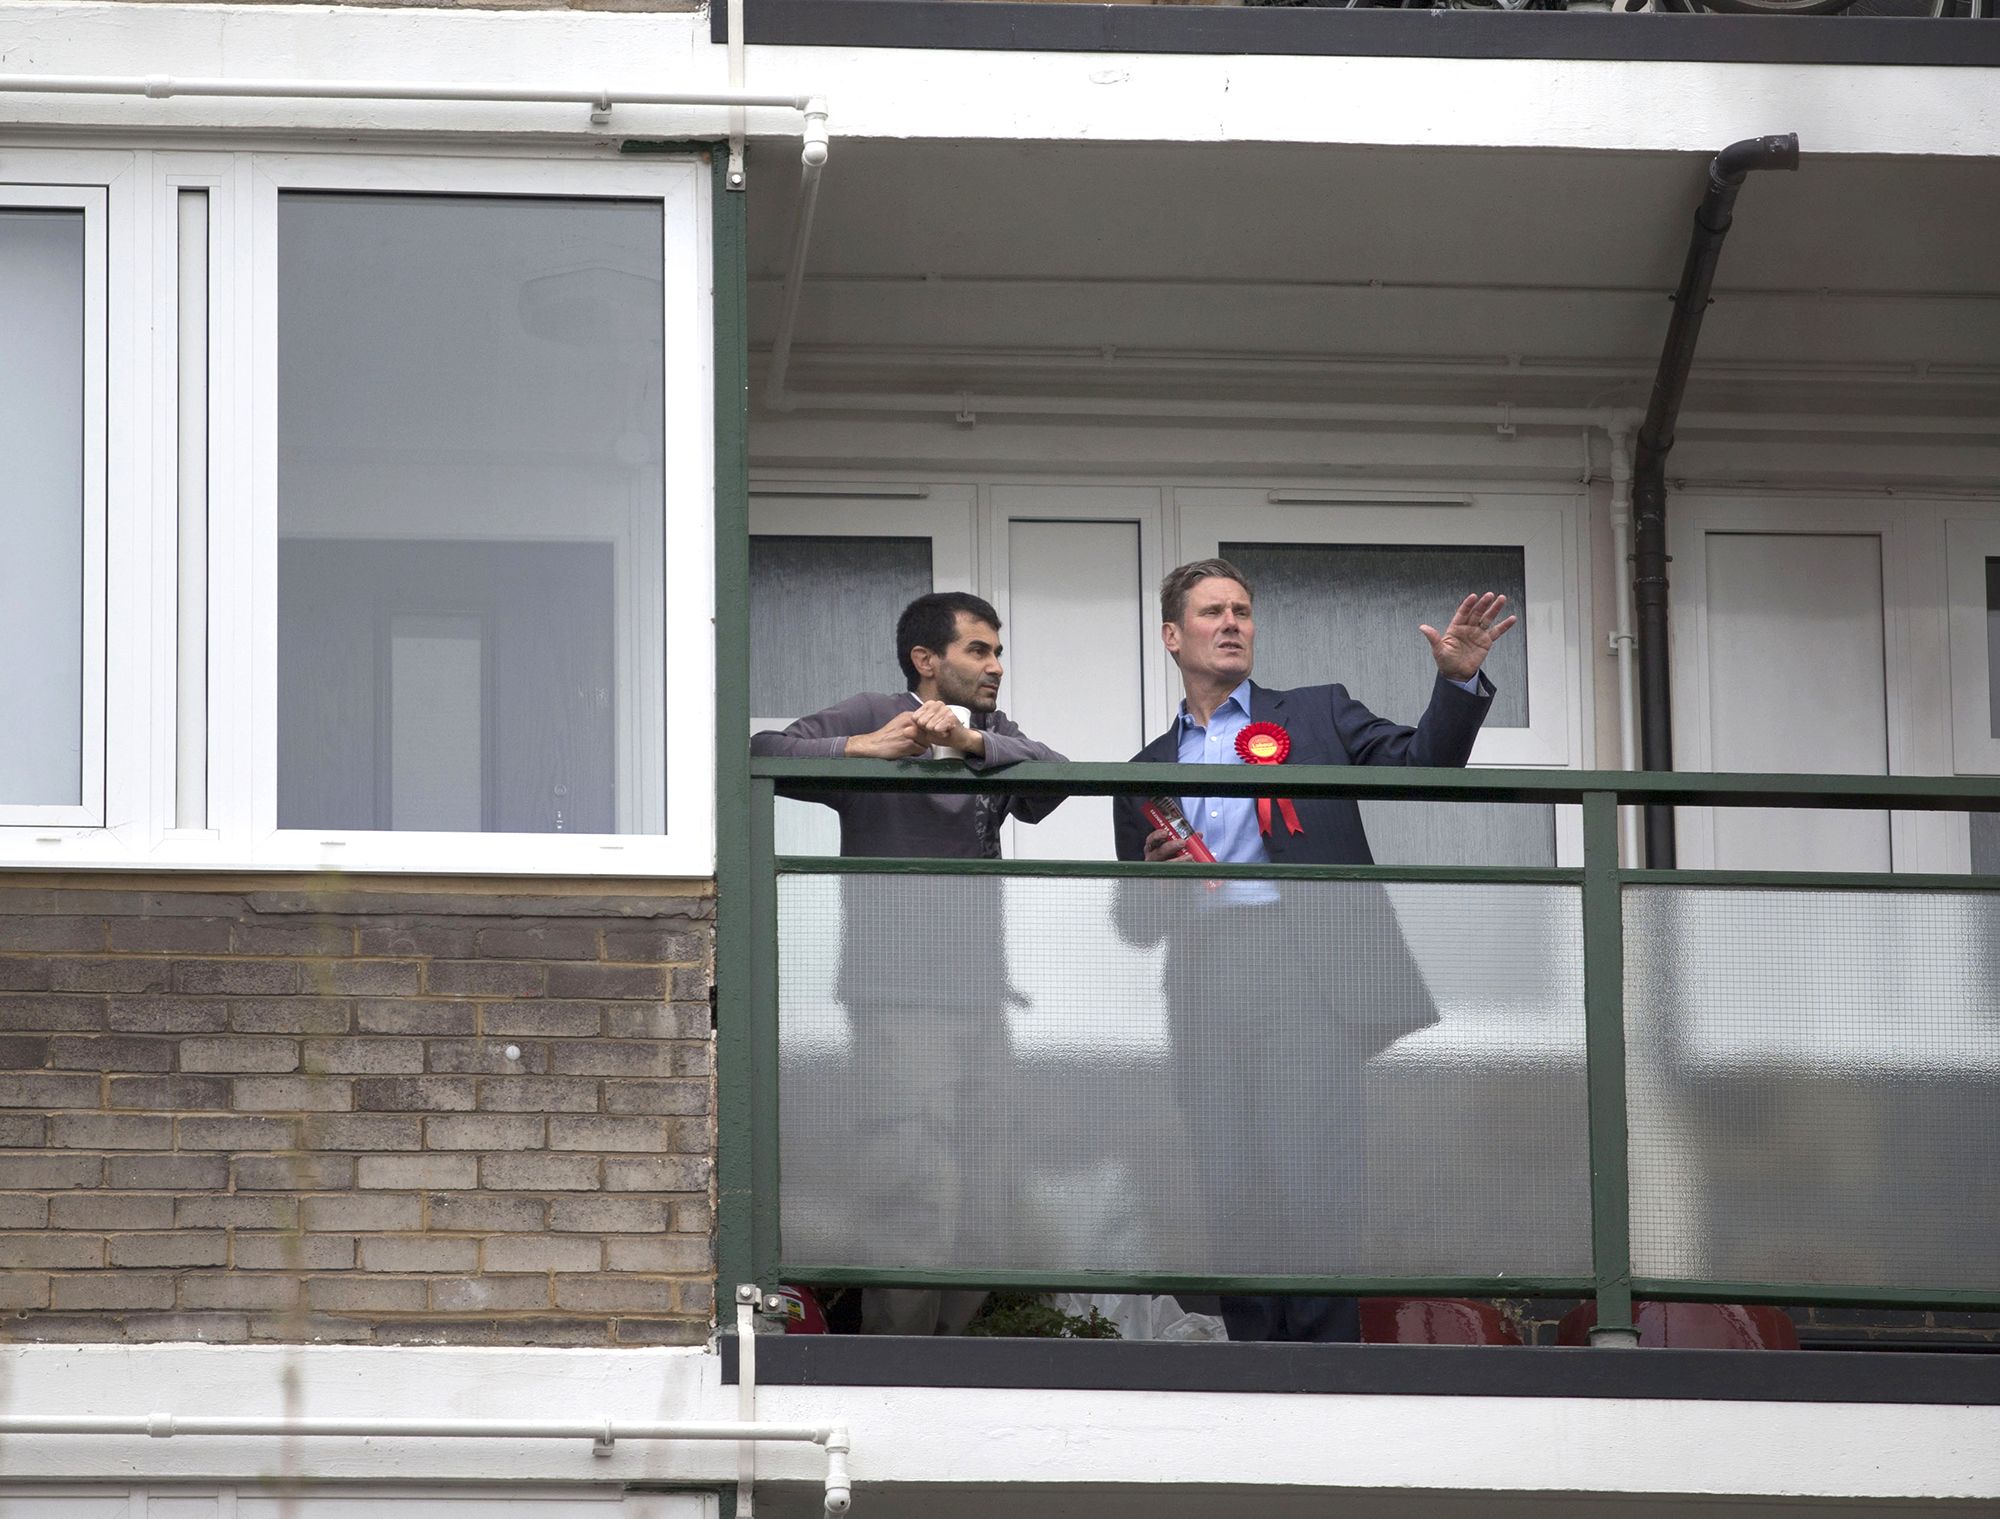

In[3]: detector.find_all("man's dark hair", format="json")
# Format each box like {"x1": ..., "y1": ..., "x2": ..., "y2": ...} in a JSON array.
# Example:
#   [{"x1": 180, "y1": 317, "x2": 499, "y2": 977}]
[
  {"x1": 896, "y1": 591, "x2": 1002, "y2": 689},
  {"x1": 1160, "y1": 558, "x2": 1254, "y2": 626}
]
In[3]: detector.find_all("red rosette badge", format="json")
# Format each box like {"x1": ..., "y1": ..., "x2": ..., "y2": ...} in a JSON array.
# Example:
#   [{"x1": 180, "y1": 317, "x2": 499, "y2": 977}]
[{"x1": 1235, "y1": 722, "x2": 1304, "y2": 837}]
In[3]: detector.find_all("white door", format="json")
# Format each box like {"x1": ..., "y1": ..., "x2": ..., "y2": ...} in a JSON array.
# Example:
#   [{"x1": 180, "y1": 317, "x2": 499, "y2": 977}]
[
  {"x1": 989, "y1": 485, "x2": 1163, "y2": 862},
  {"x1": 1669, "y1": 497, "x2": 1956, "y2": 873},
  {"x1": 1699, "y1": 532, "x2": 1891, "y2": 871}
]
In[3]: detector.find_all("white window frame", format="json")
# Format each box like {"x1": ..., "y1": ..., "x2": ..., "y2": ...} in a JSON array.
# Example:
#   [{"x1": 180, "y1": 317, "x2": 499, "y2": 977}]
[
  {"x1": 746, "y1": 483, "x2": 975, "y2": 730},
  {"x1": 1174, "y1": 487, "x2": 1582, "y2": 770},
  {"x1": 1944, "y1": 513, "x2": 2000, "y2": 778},
  {"x1": 0, "y1": 178, "x2": 114, "y2": 830},
  {"x1": 211, "y1": 153, "x2": 713, "y2": 875}
]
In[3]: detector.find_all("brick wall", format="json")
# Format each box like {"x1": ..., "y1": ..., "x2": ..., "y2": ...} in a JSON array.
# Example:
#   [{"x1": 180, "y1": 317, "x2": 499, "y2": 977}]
[{"x1": 0, "y1": 876, "x2": 714, "y2": 1346}]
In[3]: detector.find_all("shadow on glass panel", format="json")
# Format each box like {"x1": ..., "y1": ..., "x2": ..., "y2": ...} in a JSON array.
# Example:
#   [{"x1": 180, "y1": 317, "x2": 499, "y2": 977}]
[
  {"x1": 1626, "y1": 886, "x2": 2000, "y2": 1294},
  {"x1": 779, "y1": 873, "x2": 1589, "y2": 1286}
]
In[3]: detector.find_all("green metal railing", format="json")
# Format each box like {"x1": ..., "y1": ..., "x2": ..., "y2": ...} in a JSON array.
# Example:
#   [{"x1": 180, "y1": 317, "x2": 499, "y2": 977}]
[{"x1": 719, "y1": 759, "x2": 2000, "y2": 1336}]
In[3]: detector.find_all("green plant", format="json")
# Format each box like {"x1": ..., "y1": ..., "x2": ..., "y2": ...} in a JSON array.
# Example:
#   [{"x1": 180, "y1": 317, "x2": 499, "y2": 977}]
[{"x1": 965, "y1": 1293, "x2": 1122, "y2": 1340}]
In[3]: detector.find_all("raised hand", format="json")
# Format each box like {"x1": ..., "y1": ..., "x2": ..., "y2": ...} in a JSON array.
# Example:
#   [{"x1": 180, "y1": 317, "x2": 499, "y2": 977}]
[
  {"x1": 1420, "y1": 592, "x2": 1518, "y2": 683},
  {"x1": 842, "y1": 711, "x2": 927, "y2": 760}
]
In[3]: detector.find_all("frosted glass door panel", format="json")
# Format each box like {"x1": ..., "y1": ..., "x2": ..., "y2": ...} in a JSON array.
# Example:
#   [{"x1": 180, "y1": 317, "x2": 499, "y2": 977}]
[
  {"x1": 277, "y1": 193, "x2": 666, "y2": 834},
  {"x1": 1222, "y1": 542, "x2": 1528, "y2": 724},
  {"x1": 1005, "y1": 519, "x2": 1145, "y2": 861},
  {"x1": 750, "y1": 535, "x2": 932, "y2": 718},
  {"x1": 0, "y1": 208, "x2": 85, "y2": 805},
  {"x1": 1221, "y1": 541, "x2": 1552, "y2": 868},
  {"x1": 1702, "y1": 534, "x2": 1890, "y2": 872},
  {"x1": 751, "y1": 532, "x2": 935, "y2": 859}
]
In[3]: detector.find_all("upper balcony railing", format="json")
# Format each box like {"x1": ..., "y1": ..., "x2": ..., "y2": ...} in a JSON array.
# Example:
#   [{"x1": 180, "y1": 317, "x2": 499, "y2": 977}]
[
  {"x1": 722, "y1": 0, "x2": 2000, "y2": 69},
  {"x1": 723, "y1": 762, "x2": 2000, "y2": 1339}
]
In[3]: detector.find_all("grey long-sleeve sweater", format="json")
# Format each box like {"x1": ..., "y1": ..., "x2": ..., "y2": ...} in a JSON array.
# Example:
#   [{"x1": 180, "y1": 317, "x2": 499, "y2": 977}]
[{"x1": 750, "y1": 690, "x2": 1067, "y2": 860}]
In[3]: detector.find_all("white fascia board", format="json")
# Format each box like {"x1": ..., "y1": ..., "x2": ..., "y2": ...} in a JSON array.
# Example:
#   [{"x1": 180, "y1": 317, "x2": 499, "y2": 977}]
[
  {"x1": 748, "y1": 42, "x2": 2000, "y2": 159},
  {"x1": 6, "y1": 3, "x2": 2000, "y2": 157},
  {"x1": 1, "y1": 1343, "x2": 1996, "y2": 1501}
]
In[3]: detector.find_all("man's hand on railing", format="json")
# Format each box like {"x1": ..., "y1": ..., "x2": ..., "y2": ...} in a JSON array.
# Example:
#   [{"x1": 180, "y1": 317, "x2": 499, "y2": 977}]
[{"x1": 840, "y1": 711, "x2": 928, "y2": 760}]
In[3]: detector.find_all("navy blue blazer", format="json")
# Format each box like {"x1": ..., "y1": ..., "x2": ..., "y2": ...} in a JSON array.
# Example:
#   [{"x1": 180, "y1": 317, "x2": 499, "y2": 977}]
[
  {"x1": 1111, "y1": 673, "x2": 1495, "y2": 868},
  {"x1": 1110, "y1": 672, "x2": 1495, "y2": 1053}
]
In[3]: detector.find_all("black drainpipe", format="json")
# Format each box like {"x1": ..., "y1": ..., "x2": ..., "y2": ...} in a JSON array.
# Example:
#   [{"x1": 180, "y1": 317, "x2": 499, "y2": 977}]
[{"x1": 1633, "y1": 133, "x2": 1801, "y2": 866}]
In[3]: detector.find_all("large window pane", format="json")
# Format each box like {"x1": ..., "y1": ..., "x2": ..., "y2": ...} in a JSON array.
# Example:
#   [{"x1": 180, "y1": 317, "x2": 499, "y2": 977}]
[
  {"x1": 0, "y1": 208, "x2": 85, "y2": 805},
  {"x1": 1221, "y1": 542, "x2": 1549, "y2": 867},
  {"x1": 277, "y1": 193, "x2": 665, "y2": 833}
]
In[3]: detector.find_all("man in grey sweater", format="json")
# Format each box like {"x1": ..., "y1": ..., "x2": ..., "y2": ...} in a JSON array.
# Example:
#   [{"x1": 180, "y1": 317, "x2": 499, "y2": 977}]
[{"x1": 751, "y1": 591, "x2": 1067, "y2": 1334}]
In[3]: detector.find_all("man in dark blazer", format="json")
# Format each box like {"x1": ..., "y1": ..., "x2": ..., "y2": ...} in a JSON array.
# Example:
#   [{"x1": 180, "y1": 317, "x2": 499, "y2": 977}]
[{"x1": 1112, "y1": 557, "x2": 1515, "y2": 1343}]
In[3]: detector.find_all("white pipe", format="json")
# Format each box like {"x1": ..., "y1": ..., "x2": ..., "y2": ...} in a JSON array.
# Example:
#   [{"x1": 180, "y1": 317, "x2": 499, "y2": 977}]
[
  {"x1": 769, "y1": 389, "x2": 1629, "y2": 428},
  {"x1": 0, "y1": 73, "x2": 814, "y2": 108},
  {"x1": 764, "y1": 387, "x2": 2000, "y2": 440},
  {"x1": 1605, "y1": 427, "x2": 1643, "y2": 868},
  {"x1": 764, "y1": 115, "x2": 828, "y2": 410},
  {"x1": 0, "y1": 75, "x2": 824, "y2": 157},
  {"x1": 738, "y1": 1287, "x2": 761, "y2": 1518},
  {"x1": 0, "y1": 1414, "x2": 853, "y2": 1516}
]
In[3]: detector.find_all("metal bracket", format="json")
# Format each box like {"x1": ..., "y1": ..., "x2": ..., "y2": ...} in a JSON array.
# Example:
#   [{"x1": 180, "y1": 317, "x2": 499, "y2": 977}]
[{"x1": 737, "y1": 1284, "x2": 760, "y2": 1517}]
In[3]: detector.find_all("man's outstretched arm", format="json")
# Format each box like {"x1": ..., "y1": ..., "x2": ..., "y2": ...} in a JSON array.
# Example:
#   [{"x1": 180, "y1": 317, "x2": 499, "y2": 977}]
[{"x1": 1340, "y1": 592, "x2": 1516, "y2": 769}]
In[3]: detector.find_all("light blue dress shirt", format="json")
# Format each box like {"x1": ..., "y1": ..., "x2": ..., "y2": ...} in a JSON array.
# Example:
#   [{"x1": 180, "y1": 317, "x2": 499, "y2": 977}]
[
  {"x1": 1177, "y1": 679, "x2": 1270, "y2": 871},
  {"x1": 1176, "y1": 680, "x2": 1275, "y2": 907}
]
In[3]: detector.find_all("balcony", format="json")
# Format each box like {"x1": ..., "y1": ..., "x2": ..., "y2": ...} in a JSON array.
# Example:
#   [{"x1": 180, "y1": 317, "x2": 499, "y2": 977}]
[{"x1": 724, "y1": 760, "x2": 2000, "y2": 1357}]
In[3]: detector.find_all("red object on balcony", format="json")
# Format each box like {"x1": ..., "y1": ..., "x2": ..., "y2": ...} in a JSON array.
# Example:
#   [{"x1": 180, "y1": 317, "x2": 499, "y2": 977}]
[
  {"x1": 1360, "y1": 1297, "x2": 1524, "y2": 1345},
  {"x1": 774, "y1": 1285, "x2": 829, "y2": 1334},
  {"x1": 1556, "y1": 1301, "x2": 1799, "y2": 1349}
]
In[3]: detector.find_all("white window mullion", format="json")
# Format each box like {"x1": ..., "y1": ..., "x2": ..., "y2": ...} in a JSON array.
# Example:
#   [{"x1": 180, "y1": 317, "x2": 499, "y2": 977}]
[{"x1": 175, "y1": 186, "x2": 210, "y2": 831}]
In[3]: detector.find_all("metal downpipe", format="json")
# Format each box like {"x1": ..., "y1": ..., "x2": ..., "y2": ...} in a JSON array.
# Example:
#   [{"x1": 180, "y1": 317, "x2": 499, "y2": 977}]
[{"x1": 1632, "y1": 133, "x2": 1799, "y2": 866}]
